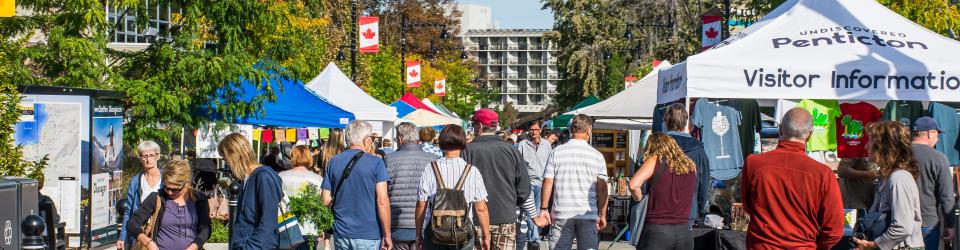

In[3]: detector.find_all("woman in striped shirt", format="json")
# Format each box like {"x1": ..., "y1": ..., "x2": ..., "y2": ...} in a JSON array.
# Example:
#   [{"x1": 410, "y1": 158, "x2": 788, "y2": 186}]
[{"x1": 415, "y1": 125, "x2": 492, "y2": 250}]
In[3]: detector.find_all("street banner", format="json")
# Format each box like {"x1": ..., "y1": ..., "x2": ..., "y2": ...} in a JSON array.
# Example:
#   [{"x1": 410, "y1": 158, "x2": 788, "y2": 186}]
[
  {"x1": 358, "y1": 16, "x2": 379, "y2": 53},
  {"x1": 406, "y1": 61, "x2": 421, "y2": 87},
  {"x1": 434, "y1": 78, "x2": 446, "y2": 96},
  {"x1": 624, "y1": 75, "x2": 637, "y2": 89},
  {"x1": 0, "y1": 0, "x2": 14, "y2": 17},
  {"x1": 701, "y1": 15, "x2": 722, "y2": 50}
]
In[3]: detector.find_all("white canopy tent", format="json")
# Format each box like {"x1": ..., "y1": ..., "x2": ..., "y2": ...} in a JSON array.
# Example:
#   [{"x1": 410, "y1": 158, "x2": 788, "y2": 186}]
[
  {"x1": 657, "y1": 0, "x2": 960, "y2": 104},
  {"x1": 306, "y1": 63, "x2": 398, "y2": 137},
  {"x1": 568, "y1": 61, "x2": 672, "y2": 130},
  {"x1": 401, "y1": 109, "x2": 462, "y2": 127}
]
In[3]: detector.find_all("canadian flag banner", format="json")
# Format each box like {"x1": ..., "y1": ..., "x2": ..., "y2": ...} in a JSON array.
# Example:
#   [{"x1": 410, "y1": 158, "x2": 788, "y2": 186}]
[
  {"x1": 701, "y1": 15, "x2": 722, "y2": 50},
  {"x1": 434, "y1": 79, "x2": 446, "y2": 96},
  {"x1": 624, "y1": 75, "x2": 638, "y2": 89},
  {"x1": 405, "y1": 61, "x2": 421, "y2": 87},
  {"x1": 358, "y1": 16, "x2": 379, "y2": 53}
]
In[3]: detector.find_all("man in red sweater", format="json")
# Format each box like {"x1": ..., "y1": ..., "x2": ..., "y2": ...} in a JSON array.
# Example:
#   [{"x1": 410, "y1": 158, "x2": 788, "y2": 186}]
[{"x1": 741, "y1": 108, "x2": 844, "y2": 249}]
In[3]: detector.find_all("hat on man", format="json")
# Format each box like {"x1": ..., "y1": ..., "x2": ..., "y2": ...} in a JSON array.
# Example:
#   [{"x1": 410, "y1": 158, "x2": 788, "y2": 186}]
[
  {"x1": 913, "y1": 116, "x2": 943, "y2": 133},
  {"x1": 471, "y1": 109, "x2": 499, "y2": 127}
]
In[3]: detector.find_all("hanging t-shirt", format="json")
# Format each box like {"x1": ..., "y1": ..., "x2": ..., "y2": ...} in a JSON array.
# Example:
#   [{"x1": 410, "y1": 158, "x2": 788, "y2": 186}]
[
  {"x1": 731, "y1": 99, "x2": 761, "y2": 159},
  {"x1": 692, "y1": 98, "x2": 743, "y2": 180},
  {"x1": 930, "y1": 102, "x2": 960, "y2": 165},
  {"x1": 883, "y1": 100, "x2": 924, "y2": 127},
  {"x1": 836, "y1": 102, "x2": 881, "y2": 158},
  {"x1": 797, "y1": 99, "x2": 840, "y2": 151},
  {"x1": 775, "y1": 99, "x2": 799, "y2": 125}
]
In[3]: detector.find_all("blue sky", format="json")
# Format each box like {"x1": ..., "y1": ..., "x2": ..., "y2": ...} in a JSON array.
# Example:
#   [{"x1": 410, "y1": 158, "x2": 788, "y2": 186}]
[{"x1": 458, "y1": 0, "x2": 554, "y2": 29}]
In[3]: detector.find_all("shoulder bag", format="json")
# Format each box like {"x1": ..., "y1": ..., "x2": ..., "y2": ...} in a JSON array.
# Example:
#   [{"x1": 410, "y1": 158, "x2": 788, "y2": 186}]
[
  {"x1": 331, "y1": 151, "x2": 366, "y2": 204},
  {"x1": 628, "y1": 161, "x2": 663, "y2": 246},
  {"x1": 278, "y1": 194, "x2": 306, "y2": 249},
  {"x1": 134, "y1": 196, "x2": 163, "y2": 250},
  {"x1": 858, "y1": 177, "x2": 892, "y2": 240}
]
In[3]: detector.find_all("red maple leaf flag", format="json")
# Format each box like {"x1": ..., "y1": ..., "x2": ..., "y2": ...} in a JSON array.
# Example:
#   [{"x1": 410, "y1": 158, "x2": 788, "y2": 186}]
[
  {"x1": 358, "y1": 16, "x2": 379, "y2": 53},
  {"x1": 434, "y1": 79, "x2": 446, "y2": 96},
  {"x1": 405, "y1": 61, "x2": 421, "y2": 87},
  {"x1": 701, "y1": 15, "x2": 722, "y2": 50}
]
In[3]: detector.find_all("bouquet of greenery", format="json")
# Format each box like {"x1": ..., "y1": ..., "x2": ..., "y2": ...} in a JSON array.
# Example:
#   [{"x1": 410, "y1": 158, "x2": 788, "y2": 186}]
[{"x1": 287, "y1": 184, "x2": 334, "y2": 233}]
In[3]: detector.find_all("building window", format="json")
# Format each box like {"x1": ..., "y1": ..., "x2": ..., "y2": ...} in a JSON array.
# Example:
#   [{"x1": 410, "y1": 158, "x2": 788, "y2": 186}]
[{"x1": 107, "y1": 0, "x2": 179, "y2": 43}]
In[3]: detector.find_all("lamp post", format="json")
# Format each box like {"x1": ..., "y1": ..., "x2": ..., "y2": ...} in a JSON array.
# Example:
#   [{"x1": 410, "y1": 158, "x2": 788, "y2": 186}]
[
  {"x1": 399, "y1": 13, "x2": 451, "y2": 96},
  {"x1": 336, "y1": 0, "x2": 359, "y2": 82}
]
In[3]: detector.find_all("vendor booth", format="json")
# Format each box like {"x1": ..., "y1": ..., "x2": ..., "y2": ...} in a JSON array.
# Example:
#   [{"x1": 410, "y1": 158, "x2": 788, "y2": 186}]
[
  {"x1": 307, "y1": 63, "x2": 398, "y2": 138},
  {"x1": 654, "y1": 0, "x2": 960, "y2": 248}
]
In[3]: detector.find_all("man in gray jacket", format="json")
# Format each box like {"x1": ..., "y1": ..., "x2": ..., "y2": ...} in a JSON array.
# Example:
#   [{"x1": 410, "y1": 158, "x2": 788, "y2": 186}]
[
  {"x1": 463, "y1": 108, "x2": 531, "y2": 250},
  {"x1": 911, "y1": 117, "x2": 957, "y2": 250},
  {"x1": 385, "y1": 122, "x2": 440, "y2": 250}
]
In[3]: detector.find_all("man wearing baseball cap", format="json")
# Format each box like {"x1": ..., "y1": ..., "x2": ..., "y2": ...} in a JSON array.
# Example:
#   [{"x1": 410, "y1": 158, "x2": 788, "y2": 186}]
[
  {"x1": 911, "y1": 116, "x2": 957, "y2": 250},
  {"x1": 462, "y1": 109, "x2": 531, "y2": 249}
]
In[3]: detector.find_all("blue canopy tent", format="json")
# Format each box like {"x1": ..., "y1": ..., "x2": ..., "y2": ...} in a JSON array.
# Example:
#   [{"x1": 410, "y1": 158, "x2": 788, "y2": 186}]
[
  {"x1": 211, "y1": 71, "x2": 355, "y2": 128},
  {"x1": 389, "y1": 100, "x2": 417, "y2": 118}
]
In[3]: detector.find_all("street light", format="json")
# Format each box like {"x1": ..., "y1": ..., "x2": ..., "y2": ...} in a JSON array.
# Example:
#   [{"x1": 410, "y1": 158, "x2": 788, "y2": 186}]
[{"x1": 399, "y1": 14, "x2": 450, "y2": 96}]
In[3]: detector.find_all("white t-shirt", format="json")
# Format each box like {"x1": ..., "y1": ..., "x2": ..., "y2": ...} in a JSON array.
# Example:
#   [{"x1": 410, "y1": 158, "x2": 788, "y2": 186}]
[
  {"x1": 277, "y1": 169, "x2": 324, "y2": 197},
  {"x1": 418, "y1": 157, "x2": 488, "y2": 224},
  {"x1": 543, "y1": 139, "x2": 609, "y2": 220},
  {"x1": 139, "y1": 174, "x2": 162, "y2": 202}
]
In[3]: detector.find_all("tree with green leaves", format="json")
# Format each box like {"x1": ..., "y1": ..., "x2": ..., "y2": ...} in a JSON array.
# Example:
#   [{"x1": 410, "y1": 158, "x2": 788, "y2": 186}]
[{"x1": 1, "y1": 0, "x2": 337, "y2": 150}]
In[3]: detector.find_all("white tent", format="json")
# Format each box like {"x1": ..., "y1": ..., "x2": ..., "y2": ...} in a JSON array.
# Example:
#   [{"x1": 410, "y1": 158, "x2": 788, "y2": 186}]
[
  {"x1": 657, "y1": 0, "x2": 960, "y2": 104},
  {"x1": 402, "y1": 109, "x2": 462, "y2": 127},
  {"x1": 307, "y1": 63, "x2": 398, "y2": 136},
  {"x1": 569, "y1": 61, "x2": 672, "y2": 122}
]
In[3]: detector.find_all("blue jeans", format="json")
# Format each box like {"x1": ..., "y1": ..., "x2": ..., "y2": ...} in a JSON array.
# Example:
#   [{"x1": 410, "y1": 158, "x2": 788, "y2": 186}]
[
  {"x1": 922, "y1": 226, "x2": 940, "y2": 250},
  {"x1": 517, "y1": 184, "x2": 542, "y2": 249},
  {"x1": 333, "y1": 235, "x2": 381, "y2": 250}
]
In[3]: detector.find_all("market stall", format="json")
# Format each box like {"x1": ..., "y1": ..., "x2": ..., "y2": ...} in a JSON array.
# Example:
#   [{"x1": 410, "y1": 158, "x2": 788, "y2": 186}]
[
  {"x1": 213, "y1": 69, "x2": 355, "y2": 128},
  {"x1": 653, "y1": 0, "x2": 960, "y2": 247},
  {"x1": 401, "y1": 109, "x2": 462, "y2": 127},
  {"x1": 307, "y1": 63, "x2": 398, "y2": 138}
]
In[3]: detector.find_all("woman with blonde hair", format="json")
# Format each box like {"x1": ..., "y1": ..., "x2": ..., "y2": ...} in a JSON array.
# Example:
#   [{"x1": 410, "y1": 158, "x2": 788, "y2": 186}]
[
  {"x1": 852, "y1": 121, "x2": 923, "y2": 250},
  {"x1": 628, "y1": 133, "x2": 698, "y2": 250},
  {"x1": 126, "y1": 159, "x2": 211, "y2": 250},
  {"x1": 319, "y1": 128, "x2": 346, "y2": 175},
  {"x1": 218, "y1": 133, "x2": 283, "y2": 249}
]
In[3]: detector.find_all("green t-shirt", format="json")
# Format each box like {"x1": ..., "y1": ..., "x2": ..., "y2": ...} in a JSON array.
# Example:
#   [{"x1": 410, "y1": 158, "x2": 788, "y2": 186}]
[{"x1": 798, "y1": 99, "x2": 841, "y2": 151}]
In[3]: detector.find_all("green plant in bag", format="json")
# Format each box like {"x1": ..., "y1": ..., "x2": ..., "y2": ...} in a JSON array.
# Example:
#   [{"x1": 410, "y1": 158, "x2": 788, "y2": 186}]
[{"x1": 288, "y1": 184, "x2": 334, "y2": 233}]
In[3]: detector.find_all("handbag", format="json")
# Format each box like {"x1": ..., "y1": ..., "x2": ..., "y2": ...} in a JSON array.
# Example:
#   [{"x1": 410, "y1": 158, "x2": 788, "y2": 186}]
[
  {"x1": 208, "y1": 188, "x2": 230, "y2": 221},
  {"x1": 628, "y1": 161, "x2": 663, "y2": 246},
  {"x1": 278, "y1": 194, "x2": 306, "y2": 249},
  {"x1": 858, "y1": 178, "x2": 892, "y2": 240},
  {"x1": 134, "y1": 197, "x2": 163, "y2": 250}
]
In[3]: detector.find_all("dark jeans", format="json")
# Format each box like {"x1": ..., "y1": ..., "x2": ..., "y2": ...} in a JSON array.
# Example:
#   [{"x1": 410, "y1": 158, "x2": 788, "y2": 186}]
[
  {"x1": 922, "y1": 226, "x2": 940, "y2": 250},
  {"x1": 636, "y1": 224, "x2": 693, "y2": 250}
]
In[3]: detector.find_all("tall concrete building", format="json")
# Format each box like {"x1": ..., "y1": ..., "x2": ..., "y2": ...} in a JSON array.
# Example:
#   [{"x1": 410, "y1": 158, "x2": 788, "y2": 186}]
[
  {"x1": 455, "y1": 4, "x2": 497, "y2": 34},
  {"x1": 448, "y1": 3, "x2": 560, "y2": 114},
  {"x1": 462, "y1": 29, "x2": 559, "y2": 113}
]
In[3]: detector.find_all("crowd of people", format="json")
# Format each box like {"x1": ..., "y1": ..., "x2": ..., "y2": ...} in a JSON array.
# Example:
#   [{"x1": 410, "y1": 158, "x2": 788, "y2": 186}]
[{"x1": 112, "y1": 105, "x2": 958, "y2": 250}]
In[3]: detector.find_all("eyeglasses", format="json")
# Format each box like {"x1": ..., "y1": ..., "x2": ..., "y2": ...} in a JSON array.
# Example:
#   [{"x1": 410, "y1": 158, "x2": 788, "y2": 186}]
[{"x1": 163, "y1": 183, "x2": 185, "y2": 193}]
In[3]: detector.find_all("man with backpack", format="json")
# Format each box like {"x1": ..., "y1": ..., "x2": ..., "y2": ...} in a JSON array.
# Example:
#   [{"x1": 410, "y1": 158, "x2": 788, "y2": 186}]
[{"x1": 416, "y1": 125, "x2": 491, "y2": 250}]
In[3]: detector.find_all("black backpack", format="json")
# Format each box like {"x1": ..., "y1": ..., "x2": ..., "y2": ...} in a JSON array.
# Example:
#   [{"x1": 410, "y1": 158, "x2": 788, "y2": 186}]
[{"x1": 429, "y1": 162, "x2": 475, "y2": 246}]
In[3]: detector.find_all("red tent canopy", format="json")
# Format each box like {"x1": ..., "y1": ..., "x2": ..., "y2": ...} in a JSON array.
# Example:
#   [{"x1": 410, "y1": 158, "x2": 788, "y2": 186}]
[{"x1": 399, "y1": 93, "x2": 440, "y2": 114}]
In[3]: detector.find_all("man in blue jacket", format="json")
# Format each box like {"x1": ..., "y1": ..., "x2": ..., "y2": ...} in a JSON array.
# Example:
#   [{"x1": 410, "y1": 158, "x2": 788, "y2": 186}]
[{"x1": 662, "y1": 103, "x2": 711, "y2": 225}]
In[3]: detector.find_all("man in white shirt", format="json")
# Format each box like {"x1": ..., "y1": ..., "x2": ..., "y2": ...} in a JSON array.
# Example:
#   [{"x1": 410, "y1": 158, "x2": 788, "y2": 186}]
[{"x1": 538, "y1": 114, "x2": 608, "y2": 250}]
